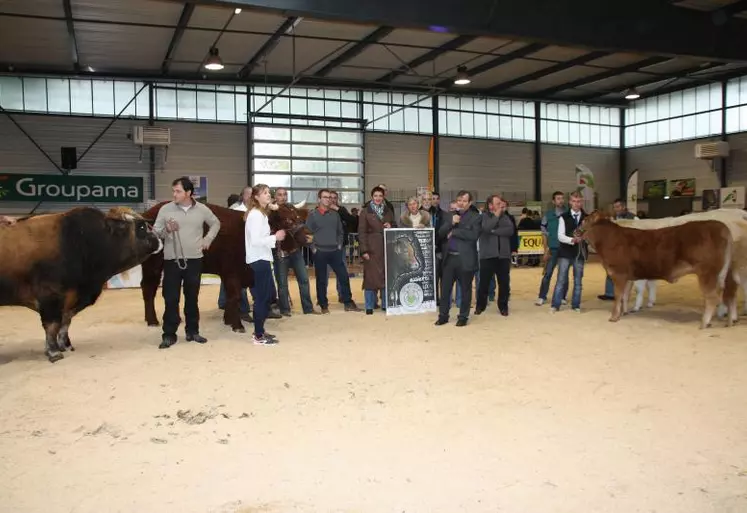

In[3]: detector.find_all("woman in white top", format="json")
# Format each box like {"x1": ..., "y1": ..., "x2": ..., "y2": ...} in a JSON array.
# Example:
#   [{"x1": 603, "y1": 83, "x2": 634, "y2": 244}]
[{"x1": 245, "y1": 184, "x2": 286, "y2": 345}]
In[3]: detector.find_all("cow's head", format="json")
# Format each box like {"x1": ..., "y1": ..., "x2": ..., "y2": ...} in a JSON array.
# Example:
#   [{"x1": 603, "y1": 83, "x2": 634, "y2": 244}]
[
  {"x1": 105, "y1": 207, "x2": 163, "y2": 266},
  {"x1": 268, "y1": 204, "x2": 313, "y2": 253}
]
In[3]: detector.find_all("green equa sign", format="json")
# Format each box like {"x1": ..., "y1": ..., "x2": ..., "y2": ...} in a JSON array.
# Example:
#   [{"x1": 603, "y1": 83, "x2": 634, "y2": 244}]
[{"x1": 0, "y1": 173, "x2": 144, "y2": 203}]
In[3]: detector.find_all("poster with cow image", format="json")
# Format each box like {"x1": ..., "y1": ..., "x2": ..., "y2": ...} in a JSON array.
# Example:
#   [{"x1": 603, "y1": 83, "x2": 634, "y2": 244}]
[{"x1": 384, "y1": 228, "x2": 436, "y2": 316}]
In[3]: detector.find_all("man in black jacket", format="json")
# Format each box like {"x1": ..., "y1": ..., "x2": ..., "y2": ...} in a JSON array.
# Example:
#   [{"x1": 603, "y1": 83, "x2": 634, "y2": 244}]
[
  {"x1": 435, "y1": 190, "x2": 481, "y2": 327},
  {"x1": 476, "y1": 194, "x2": 515, "y2": 316}
]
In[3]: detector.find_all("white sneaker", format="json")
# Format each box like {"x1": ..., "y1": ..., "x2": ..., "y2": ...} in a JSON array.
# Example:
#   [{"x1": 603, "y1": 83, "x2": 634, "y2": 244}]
[
  {"x1": 572, "y1": 308, "x2": 581, "y2": 313},
  {"x1": 562, "y1": 299, "x2": 568, "y2": 305},
  {"x1": 550, "y1": 307, "x2": 558, "y2": 313},
  {"x1": 535, "y1": 298, "x2": 545, "y2": 306}
]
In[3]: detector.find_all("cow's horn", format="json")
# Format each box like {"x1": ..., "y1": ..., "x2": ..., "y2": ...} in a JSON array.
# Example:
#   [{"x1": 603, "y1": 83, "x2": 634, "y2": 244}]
[{"x1": 294, "y1": 200, "x2": 307, "y2": 209}]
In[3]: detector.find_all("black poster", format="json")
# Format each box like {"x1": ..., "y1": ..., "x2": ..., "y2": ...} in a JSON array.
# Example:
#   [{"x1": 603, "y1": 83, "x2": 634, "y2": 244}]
[{"x1": 384, "y1": 228, "x2": 437, "y2": 315}]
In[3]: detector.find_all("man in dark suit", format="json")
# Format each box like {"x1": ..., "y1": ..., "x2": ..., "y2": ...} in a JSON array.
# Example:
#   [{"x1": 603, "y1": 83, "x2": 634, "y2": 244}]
[
  {"x1": 435, "y1": 190, "x2": 481, "y2": 327},
  {"x1": 424, "y1": 191, "x2": 446, "y2": 304}
]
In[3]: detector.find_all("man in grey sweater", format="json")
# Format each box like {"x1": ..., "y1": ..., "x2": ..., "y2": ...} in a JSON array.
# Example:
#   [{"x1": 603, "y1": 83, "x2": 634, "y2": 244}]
[
  {"x1": 153, "y1": 177, "x2": 220, "y2": 348},
  {"x1": 306, "y1": 188, "x2": 360, "y2": 313},
  {"x1": 475, "y1": 194, "x2": 515, "y2": 316}
]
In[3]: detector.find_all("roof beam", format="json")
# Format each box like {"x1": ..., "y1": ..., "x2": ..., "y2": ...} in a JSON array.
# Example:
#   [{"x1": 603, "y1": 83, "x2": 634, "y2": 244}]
[
  {"x1": 314, "y1": 26, "x2": 394, "y2": 77},
  {"x1": 239, "y1": 17, "x2": 299, "y2": 78},
  {"x1": 375, "y1": 35, "x2": 476, "y2": 83},
  {"x1": 161, "y1": 3, "x2": 195, "y2": 74},
  {"x1": 576, "y1": 63, "x2": 725, "y2": 102},
  {"x1": 187, "y1": 0, "x2": 747, "y2": 62},
  {"x1": 485, "y1": 50, "x2": 610, "y2": 94},
  {"x1": 433, "y1": 42, "x2": 547, "y2": 90},
  {"x1": 533, "y1": 56, "x2": 672, "y2": 97},
  {"x1": 632, "y1": 65, "x2": 747, "y2": 100},
  {"x1": 61, "y1": 0, "x2": 80, "y2": 72}
]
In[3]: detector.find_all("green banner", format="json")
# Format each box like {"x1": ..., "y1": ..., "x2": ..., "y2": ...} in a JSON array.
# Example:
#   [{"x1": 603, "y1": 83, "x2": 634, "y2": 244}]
[{"x1": 0, "y1": 173, "x2": 144, "y2": 203}]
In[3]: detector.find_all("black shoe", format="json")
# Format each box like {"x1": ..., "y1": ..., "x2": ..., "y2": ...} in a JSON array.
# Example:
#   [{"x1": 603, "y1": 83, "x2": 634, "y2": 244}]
[
  {"x1": 186, "y1": 333, "x2": 207, "y2": 344},
  {"x1": 345, "y1": 301, "x2": 362, "y2": 312},
  {"x1": 456, "y1": 318, "x2": 468, "y2": 327},
  {"x1": 499, "y1": 308, "x2": 509, "y2": 317},
  {"x1": 241, "y1": 313, "x2": 253, "y2": 322},
  {"x1": 159, "y1": 334, "x2": 177, "y2": 349},
  {"x1": 281, "y1": 311, "x2": 292, "y2": 317},
  {"x1": 435, "y1": 318, "x2": 448, "y2": 326},
  {"x1": 366, "y1": 309, "x2": 373, "y2": 315},
  {"x1": 474, "y1": 308, "x2": 484, "y2": 315},
  {"x1": 598, "y1": 295, "x2": 614, "y2": 301},
  {"x1": 267, "y1": 310, "x2": 283, "y2": 319}
]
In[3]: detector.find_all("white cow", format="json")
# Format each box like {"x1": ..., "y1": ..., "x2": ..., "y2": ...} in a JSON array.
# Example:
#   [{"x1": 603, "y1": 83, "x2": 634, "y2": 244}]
[{"x1": 616, "y1": 208, "x2": 747, "y2": 320}]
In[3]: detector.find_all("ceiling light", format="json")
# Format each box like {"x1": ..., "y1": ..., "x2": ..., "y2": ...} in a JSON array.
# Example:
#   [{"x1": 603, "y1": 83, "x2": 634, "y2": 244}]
[
  {"x1": 454, "y1": 66, "x2": 471, "y2": 86},
  {"x1": 234, "y1": 8, "x2": 242, "y2": 14},
  {"x1": 203, "y1": 47, "x2": 224, "y2": 71},
  {"x1": 624, "y1": 87, "x2": 640, "y2": 100}
]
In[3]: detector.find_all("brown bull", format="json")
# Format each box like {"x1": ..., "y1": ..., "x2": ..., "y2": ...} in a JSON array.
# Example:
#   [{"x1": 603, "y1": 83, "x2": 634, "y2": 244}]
[
  {"x1": 140, "y1": 201, "x2": 311, "y2": 333},
  {"x1": 581, "y1": 210, "x2": 737, "y2": 328}
]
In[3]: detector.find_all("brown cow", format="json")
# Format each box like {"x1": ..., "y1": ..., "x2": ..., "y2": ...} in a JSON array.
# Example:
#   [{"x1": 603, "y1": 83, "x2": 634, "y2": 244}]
[
  {"x1": 581, "y1": 210, "x2": 737, "y2": 328},
  {"x1": 140, "y1": 201, "x2": 311, "y2": 333},
  {"x1": 0, "y1": 207, "x2": 163, "y2": 362}
]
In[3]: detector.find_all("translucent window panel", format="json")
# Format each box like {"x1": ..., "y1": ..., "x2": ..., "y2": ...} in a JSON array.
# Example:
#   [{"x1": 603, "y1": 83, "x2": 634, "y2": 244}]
[
  {"x1": 177, "y1": 88, "x2": 197, "y2": 119},
  {"x1": 656, "y1": 95, "x2": 670, "y2": 119},
  {"x1": 555, "y1": 103, "x2": 568, "y2": 121},
  {"x1": 216, "y1": 88, "x2": 236, "y2": 122},
  {"x1": 669, "y1": 118, "x2": 683, "y2": 141},
  {"x1": 372, "y1": 92, "x2": 388, "y2": 103},
  {"x1": 486, "y1": 98, "x2": 500, "y2": 114},
  {"x1": 324, "y1": 89, "x2": 341, "y2": 100},
  {"x1": 460, "y1": 112, "x2": 475, "y2": 137},
  {"x1": 197, "y1": 91, "x2": 217, "y2": 121},
  {"x1": 499, "y1": 116, "x2": 512, "y2": 139},
  {"x1": 307, "y1": 99, "x2": 324, "y2": 116},
  {"x1": 290, "y1": 189, "x2": 324, "y2": 203},
  {"x1": 682, "y1": 115, "x2": 696, "y2": 139},
  {"x1": 339, "y1": 191, "x2": 363, "y2": 204},
  {"x1": 694, "y1": 112, "x2": 710, "y2": 137},
  {"x1": 235, "y1": 92, "x2": 247, "y2": 122},
  {"x1": 271, "y1": 95, "x2": 290, "y2": 115},
  {"x1": 499, "y1": 100, "x2": 512, "y2": 115},
  {"x1": 325, "y1": 100, "x2": 342, "y2": 119},
  {"x1": 474, "y1": 113, "x2": 487, "y2": 138},
  {"x1": 545, "y1": 120, "x2": 558, "y2": 143},
  {"x1": 23, "y1": 77, "x2": 47, "y2": 111},
  {"x1": 608, "y1": 108, "x2": 620, "y2": 126},
  {"x1": 589, "y1": 106, "x2": 600, "y2": 124},
  {"x1": 568, "y1": 104, "x2": 579, "y2": 122},
  {"x1": 726, "y1": 106, "x2": 741, "y2": 133},
  {"x1": 446, "y1": 95, "x2": 460, "y2": 110},
  {"x1": 329, "y1": 131, "x2": 361, "y2": 145},
  {"x1": 657, "y1": 119, "x2": 670, "y2": 142},
  {"x1": 669, "y1": 91, "x2": 683, "y2": 117},
  {"x1": 341, "y1": 91, "x2": 357, "y2": 102},
  {"x1": 738, "y1": 77, "x2": 747, "y2": 105},
  {"x1": 329, "y1": 145, "x2": 362, "y2": 160},
  {"x1": 624, "y1": 126, "x2": 635, "y2": 147},
  {"x1": 511, "y1": 117, "x2": 524, "y2": 140},
  {"x1": 524, "y1": 119, "x2": 534, "y2": 141},
  {"x1": 293, "y1": 160, "x2": 327, "y2": 173},
  {"x1": 446, "y1": 111, "x2": 460, "y2": 136},
  {"x1": 372, "y1": 104, "x2": 388, "y2": 127},
  {"x1": 418, "y1": 108, "x2": 432, "y2": 133},
  {"x1": 438, "y1": 110, "x2": 447, "y2": 134},
  {"x1": 292, "y1": 175, "x2": 329, "y2": 189},
  {"x1": 113, "y1": 81, "x2": 135, "y2": 117},
  {"x1": 599, "y1": 106, "x2": 611, "y2": 125},
  {"x1": 293, "y1": 144, "x2": 327, "y2": 158},
  {"x1": 473, "y1": 97, "x2": 486, "y2": 113},
  {"x1": 682, "y1": 88, "x2": 697, "y2": 115},
  {"x1": 47, "y1": 78, "x2": 71, "y2": 114},
  {"x1": 389, "y1": 108, "x2": 405, "y2": 132},
  {"x1": 568, "y1": 122, "x2": 580, "y2": 145},
  {"x1": 92, "y1": 80, "x2": 114, "y2": 115},
  {"x1": 0, "y1": 76, "x2": 23, "y2": 109},
  {"x1": 710, "y1": 83, "x2": 722, "y2": 110},
  {"x1": 741, "y1": 105, "x2": 747, "y2": 131},
  {"x1": 254, "y1": 158, "x2": 291, "y2": 172},
  {"x1": 253, "y1": 174, "x2": 291, "y2": 187},
  {"x1": 609, "y1": 127, "x2": 621, "y2": 148},
  {"x1": 403, "y1": 108, "x2": 420, "y2": 133},
  {"x1": 557, "y1": 121, "x2": 570, "y2": 144},
  {"x1": 487, "y1": 115, "x2": 500, "y2": 139},
  {"x1": 328, "y1": 161, "x2": 362, "y2": 174},
  {"x1": 460, "y1": 97, "x2": 473, "y2": 111},
  {"x1": 600, "y1": 125, "x2": 611, "y2": 147},
  {"x1": 362, "y1": 103, "x2": 373, "y2": 124},
  {"x1": 510, "y1": 101, "x2": 524, "y2": 117},
  {"x1": 255, "y1": 142, "x2": 291, "y2": 156},
  {"x1": 292, "y1": 128, "x2": 326, "y2": 142},
  {"x1": 327, "y1": 176, "x2": 362, "y2": 189},
  {"x1": 578, "y1": 105, "x2": 590, "y2": 123},
  {"x1": 70, "y1": 79, "x2": 93, "y2": 115},
  {"x1": 726, "y1": 78, "x2": 741, "y2": 107},
  {"x1": 341, "y1": 101, "x2": 358, "y2": 120},
  {"x1": 588, "y1": 125, "x2": 600, "y2": 147},
  {"x1": 254, "y1": 126, "x2": 291, "y2": 140},
  {"x1": 289, "y1": 96, "x2": 307, "y2": 116}
]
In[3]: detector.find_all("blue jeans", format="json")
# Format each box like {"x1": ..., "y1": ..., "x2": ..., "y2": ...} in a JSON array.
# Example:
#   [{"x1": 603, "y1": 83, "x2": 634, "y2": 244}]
[
  {"x1": 218, "y1": 282, "x2": 250, "y2": 314},
  {"x1": 604, "y1": 275, "x2": 615, "y2": 297},
  {"x1": 249, "y1": 260, "x2": 273, "y2": 336},
  {"x1": 552, "y1": 257, "x2": 585, "y2": 309},
  {"x1": 364, "y1": 289, "x2": 386, "y2": 310},
  {"x1": 538, "y1": 248, "x2": 568, "y2": 301},
  {"x1": 276, "y1": 251, "x2": 314, "y2": 314},
  {"x1": 314, "y1": 249, "x2": 353, "y2": 308}
]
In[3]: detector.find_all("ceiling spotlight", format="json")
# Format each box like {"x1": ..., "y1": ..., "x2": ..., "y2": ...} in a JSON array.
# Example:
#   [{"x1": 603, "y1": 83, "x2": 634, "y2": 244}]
[
  {"x1": 454, "y1": 66, "x2": 471, "y2": 86},
  {"x1": 624, "y1": 87, "x2": 640, "y2": 100},
  {"x1": 234, "y1": 7, "x2": 242, "y2": 14},
  {"x1": 203, "y1": 47, "x2": 224, "y2": 71}
]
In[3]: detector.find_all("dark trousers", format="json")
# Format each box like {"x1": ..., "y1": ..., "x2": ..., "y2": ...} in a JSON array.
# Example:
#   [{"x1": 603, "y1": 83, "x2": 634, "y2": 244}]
[
  {"x1": 313, "y1": 249, "x2": 352, "y2": 308},
  {"x1": 249, "y1": 260, "x2": 273, "y2": 336},
  {"x1": 435, "y1": 252, "x2": 443, "y2": 304},
  {"x1": 438, "y1": 253, "x2": 473, "y2": 322},
  {"x1": 477, "y1": 257, "x2": 510, "y2": 311},
  {"x1": 162, "y1": 258, "x2": 203, "y2": 337}
]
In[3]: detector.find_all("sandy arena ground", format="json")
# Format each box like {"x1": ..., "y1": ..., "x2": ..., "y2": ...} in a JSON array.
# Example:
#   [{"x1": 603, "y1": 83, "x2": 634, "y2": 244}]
[{"x1": 1, "y1": 261, "x2": 747, "y2": 513}]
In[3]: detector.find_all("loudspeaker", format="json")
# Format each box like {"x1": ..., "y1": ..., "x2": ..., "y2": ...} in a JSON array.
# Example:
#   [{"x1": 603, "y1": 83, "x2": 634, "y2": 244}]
[{"x1": 61, "y1": 146, "x2": 77, "y2": 170}]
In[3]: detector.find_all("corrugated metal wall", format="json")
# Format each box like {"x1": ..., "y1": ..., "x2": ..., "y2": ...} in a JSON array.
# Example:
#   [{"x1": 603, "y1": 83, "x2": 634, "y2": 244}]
[
  {"x1": 727, "y1": 132, "x2": 747, "y2": 186},
  {"x1": 627, "y1": 137, "x2": 722, "y2": 211},
  {"x1": 541, "y1": 144, "x2": 620, "y2": 207},
  {"x1": 0, "y1": 113, "x2": 150, "y2": 214},
  {"x1": 154, "y1": 121, "x2": 247, "y2": 206},
  {"x1": 364, "y1": 132, "x2": 430, "y2": 201},
  {"x1": 438, "y1": 137, "x2": 534, "y2": 203}
]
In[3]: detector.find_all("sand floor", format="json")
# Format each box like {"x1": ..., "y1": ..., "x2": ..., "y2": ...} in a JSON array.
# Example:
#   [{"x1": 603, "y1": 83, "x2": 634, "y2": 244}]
[{"x1": 1, "y1": 262, "x2": 747, "y2": 513}]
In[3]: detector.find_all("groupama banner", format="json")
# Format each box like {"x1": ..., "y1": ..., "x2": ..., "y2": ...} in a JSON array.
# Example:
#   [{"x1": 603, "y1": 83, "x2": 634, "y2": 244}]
[{"x1": 0, "y1": 173, "x2": 144, "y2": 203}]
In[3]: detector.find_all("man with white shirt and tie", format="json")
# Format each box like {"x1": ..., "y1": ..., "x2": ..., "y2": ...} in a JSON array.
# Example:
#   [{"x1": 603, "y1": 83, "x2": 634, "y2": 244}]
[{"x1": 550, "y1": 191, "x2": 588, "y2": 313}]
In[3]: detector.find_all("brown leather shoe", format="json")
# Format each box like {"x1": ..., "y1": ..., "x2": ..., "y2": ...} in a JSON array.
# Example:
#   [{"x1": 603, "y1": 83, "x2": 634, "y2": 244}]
[{"x1": 344, "y1": 301, "x2": 361, "y2": 312}]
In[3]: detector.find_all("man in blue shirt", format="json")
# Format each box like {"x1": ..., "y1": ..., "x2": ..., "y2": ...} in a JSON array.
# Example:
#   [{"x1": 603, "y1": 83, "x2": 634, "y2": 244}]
[{"x1": 535, "y1": 191, "x2": 568, "y2": 306}]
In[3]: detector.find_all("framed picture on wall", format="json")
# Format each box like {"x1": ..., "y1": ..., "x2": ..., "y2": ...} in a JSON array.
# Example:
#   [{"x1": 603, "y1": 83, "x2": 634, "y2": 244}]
[
  {"x1": 668, "y1": 178, "x2": 696, "y2": 197},
  {"x1": 642, "y1": 179, "x2": 667, "y2": 199}
]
